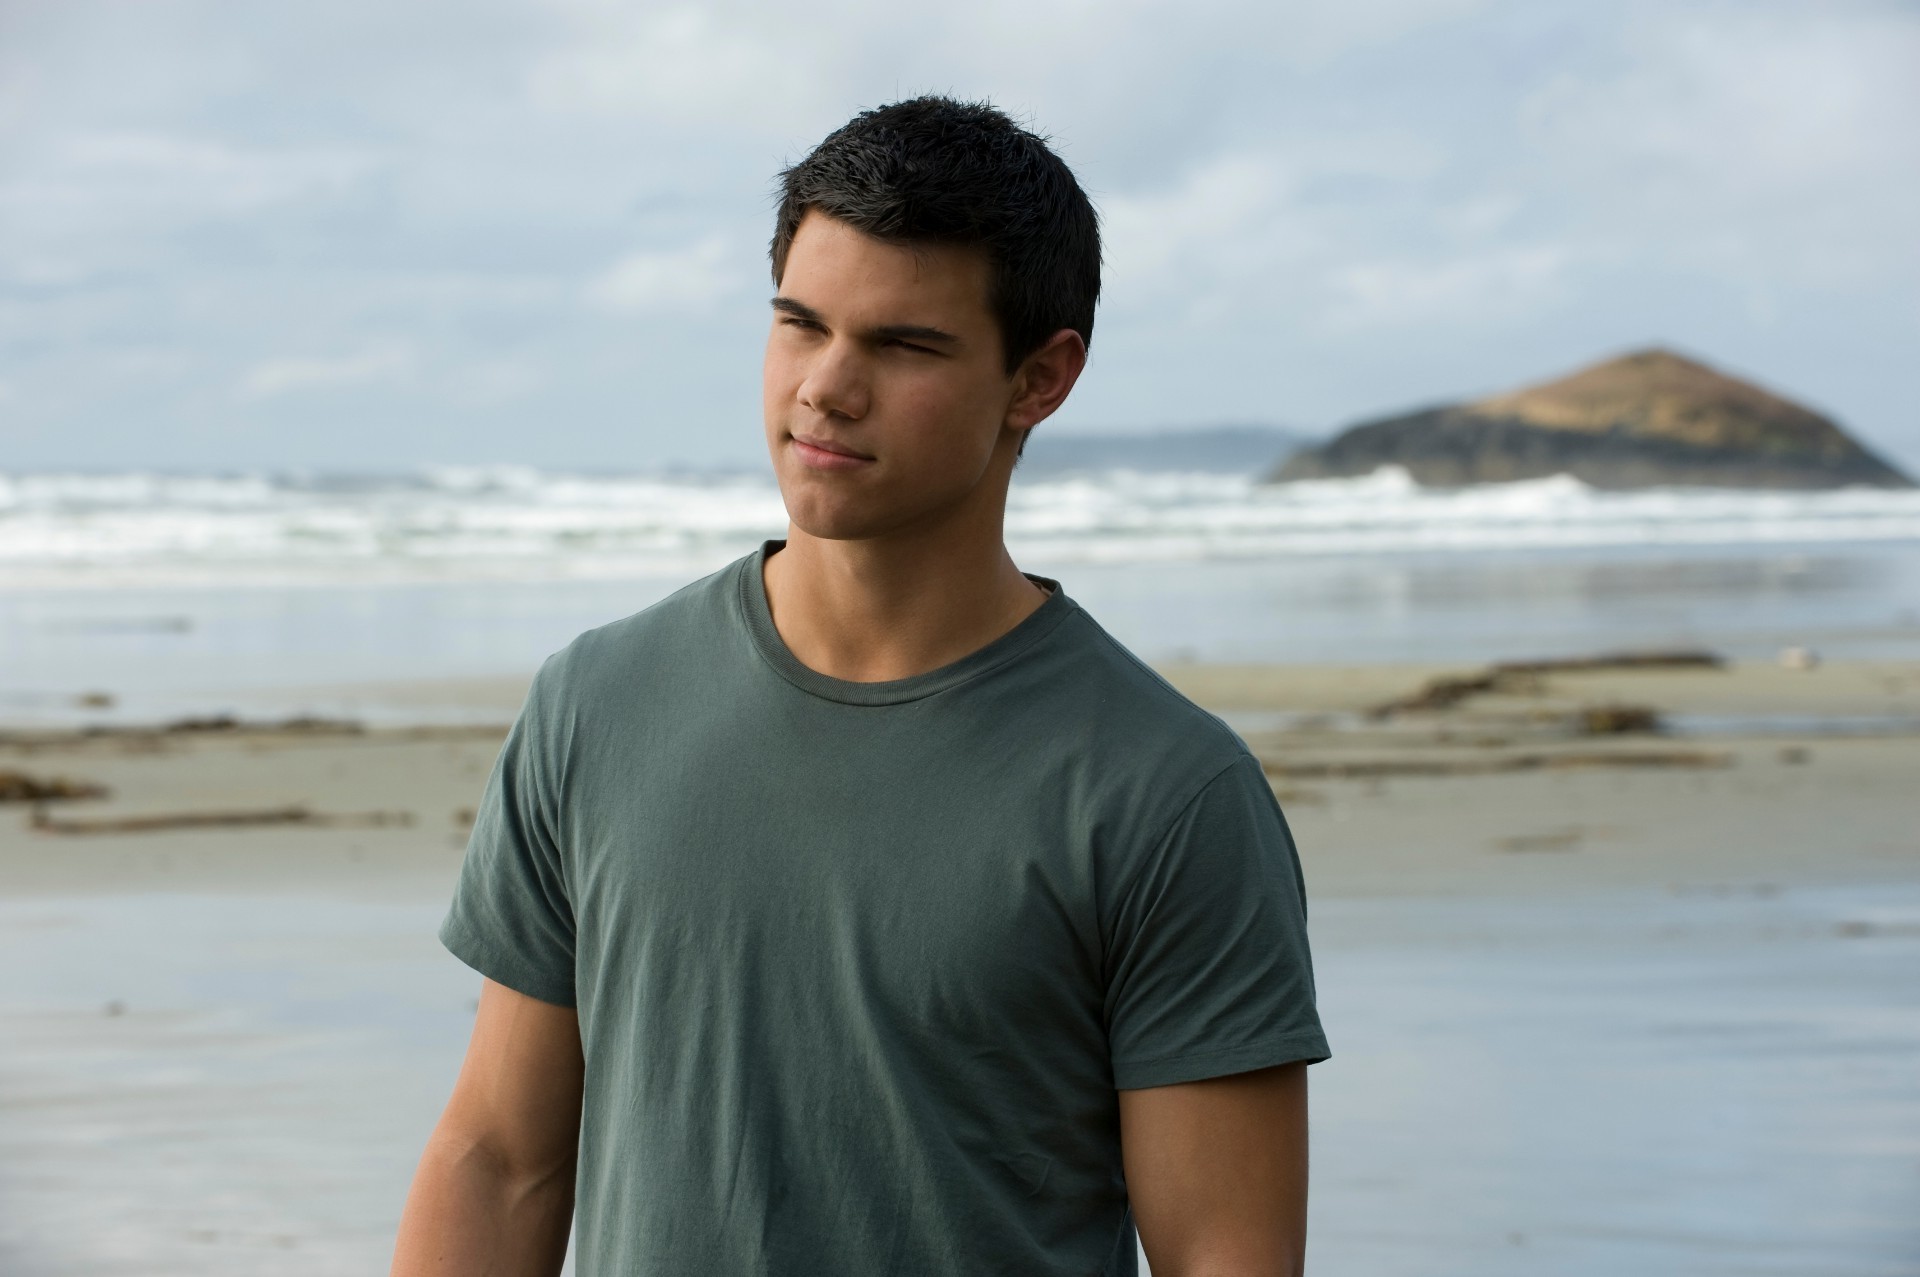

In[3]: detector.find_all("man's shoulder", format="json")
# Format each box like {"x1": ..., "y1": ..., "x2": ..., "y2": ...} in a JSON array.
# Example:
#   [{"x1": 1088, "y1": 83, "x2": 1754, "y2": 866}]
[
  {"x1": 531, "y1": 554, "x2": 744, "y2": 701},
  {"x1": 1036, "y1": 604, "x2": 1256, "y2": 785}
]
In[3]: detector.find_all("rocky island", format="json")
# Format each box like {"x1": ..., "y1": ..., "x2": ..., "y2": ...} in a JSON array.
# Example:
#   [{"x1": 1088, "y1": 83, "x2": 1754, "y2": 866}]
[{"x1": 1271, "y1": 348, "x2": 1913, "y2": 490}]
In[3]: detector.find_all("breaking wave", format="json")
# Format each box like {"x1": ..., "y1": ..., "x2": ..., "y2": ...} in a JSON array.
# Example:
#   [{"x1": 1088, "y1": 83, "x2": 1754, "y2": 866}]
[{"x1": 3, "y1": 465, "x2": 1917, "y2": 587}]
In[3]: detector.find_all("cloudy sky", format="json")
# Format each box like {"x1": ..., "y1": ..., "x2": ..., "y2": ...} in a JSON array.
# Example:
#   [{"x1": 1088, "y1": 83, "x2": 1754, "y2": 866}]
[{"x1": 4, "y1": 0, "x2": 1917, "y2": 472}]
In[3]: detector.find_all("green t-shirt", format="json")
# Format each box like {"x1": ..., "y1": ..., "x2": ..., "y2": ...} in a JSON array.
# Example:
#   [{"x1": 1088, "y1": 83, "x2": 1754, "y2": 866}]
[{"x1": 442, "y1": 541, "x2": 1328, "y2": 1276}]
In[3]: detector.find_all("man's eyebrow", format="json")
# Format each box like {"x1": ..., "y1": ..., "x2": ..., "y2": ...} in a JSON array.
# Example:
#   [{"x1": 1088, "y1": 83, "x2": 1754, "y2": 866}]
[
  {"x1": 771, "y1": 296, "x2": 959, "y2": 346},
  {"x1": 871, "y1": 323, "x2": 959, "y2": 345},
  {"x1": 771, "y1": 296, "x2": 823, "y2": 324}
]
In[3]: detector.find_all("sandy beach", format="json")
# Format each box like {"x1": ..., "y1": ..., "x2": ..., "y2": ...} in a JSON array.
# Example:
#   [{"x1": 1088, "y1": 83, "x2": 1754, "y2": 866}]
[
  {"x1": 7, "y1": 656, "x2": 1916, "y2": 899},
  {"x1": 2, "y1": 657, "x2": 1917, "y2": 1274}
]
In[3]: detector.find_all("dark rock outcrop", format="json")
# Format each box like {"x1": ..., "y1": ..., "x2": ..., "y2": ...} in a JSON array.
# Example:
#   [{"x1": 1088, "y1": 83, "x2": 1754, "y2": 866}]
[{"x1": 1271, "y1": 349, "x2": 1913, "y2": 490}]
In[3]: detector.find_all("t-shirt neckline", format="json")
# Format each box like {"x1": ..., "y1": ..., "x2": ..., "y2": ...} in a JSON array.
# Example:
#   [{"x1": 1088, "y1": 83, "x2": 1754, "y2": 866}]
[{"x1": 738, "y1": 539, "x2": 1075, "y2": 707}]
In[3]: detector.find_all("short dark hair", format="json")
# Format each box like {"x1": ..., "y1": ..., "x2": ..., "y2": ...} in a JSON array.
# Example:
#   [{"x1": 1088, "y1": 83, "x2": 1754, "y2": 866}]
[{"x1": 771, "y1": 96, "x2": 1101, "y2": 377}]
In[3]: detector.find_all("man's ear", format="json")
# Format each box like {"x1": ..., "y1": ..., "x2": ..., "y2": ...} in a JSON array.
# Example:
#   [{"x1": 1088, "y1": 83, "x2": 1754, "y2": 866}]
[{"x1": 1004, "y1": 329, "x2": 1089, "y2": 436}]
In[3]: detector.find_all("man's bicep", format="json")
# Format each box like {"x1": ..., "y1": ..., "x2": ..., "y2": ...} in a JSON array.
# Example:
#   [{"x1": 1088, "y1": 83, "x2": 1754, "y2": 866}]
[
  {"x1": 1119, "y1": 1062, "x2": 1309, "y2": 1277},
  {"x1": 441, "y1": 978, "x2": 585, "y2": 1177}
]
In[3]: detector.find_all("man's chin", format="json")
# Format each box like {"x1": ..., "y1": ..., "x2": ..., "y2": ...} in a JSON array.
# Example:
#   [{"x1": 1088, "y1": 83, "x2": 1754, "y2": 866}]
[
  {"x1": 781, "y1": 509, "x2": 898, "y2": 543},
  {"x1": 775, "y1": 466, "x2": 985, "y2": 546},
  {"x1": 771, "y1": 468, "x2": 884, "y2": 540}
]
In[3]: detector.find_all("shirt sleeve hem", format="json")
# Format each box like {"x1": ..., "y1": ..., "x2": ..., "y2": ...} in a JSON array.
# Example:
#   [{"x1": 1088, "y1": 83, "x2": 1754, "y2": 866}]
[
  {"x1": 1112, "y1": 1031, "x2": 1331, "y2": 1090},
  {"x1": 439, "y1": 913, "x2": 578, "y2": 1010}
]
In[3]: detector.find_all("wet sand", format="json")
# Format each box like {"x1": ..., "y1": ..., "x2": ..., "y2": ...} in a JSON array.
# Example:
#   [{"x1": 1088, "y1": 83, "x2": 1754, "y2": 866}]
[{"x1": 2, "y1": 658, "x2": 1917, "y2": 1274}]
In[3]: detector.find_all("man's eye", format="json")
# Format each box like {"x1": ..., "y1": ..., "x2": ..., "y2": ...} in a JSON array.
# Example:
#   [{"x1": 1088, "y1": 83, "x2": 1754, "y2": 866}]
[{"x1": 885, "y1": 339, "x2": 935, "y2": 354}]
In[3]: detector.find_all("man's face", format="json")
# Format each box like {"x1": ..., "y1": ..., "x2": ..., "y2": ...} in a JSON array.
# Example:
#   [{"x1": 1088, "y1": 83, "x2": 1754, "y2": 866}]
[{"x1": 763, "y1": 210, "x2": 1020, "y2": 542}]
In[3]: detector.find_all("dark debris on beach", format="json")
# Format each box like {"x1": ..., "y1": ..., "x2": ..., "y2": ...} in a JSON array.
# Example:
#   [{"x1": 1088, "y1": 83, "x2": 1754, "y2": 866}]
[
  {"x1": 0, "y1": 770, "x2": 108, "y2": 804},
  {"x1": 1365, "y1": 648, "x2": 1723, "y2": 720}
]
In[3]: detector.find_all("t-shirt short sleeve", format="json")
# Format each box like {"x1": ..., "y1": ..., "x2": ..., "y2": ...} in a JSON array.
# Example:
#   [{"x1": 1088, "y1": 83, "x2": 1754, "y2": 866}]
[
  {"x1": 439, "y1": 661, "x2": 578, "y2": 1008},
  {"x1": 1105, "y1": 752, "x2": 1329, "y2": 1090}
]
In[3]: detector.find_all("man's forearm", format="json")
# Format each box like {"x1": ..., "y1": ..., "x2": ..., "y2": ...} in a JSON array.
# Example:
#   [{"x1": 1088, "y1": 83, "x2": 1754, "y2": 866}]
[
  {"x1": 390, "y1": 1125, "x2": 575, "y2": 1277},
  {"x1": 1148, "y1": 1250, "x2": 1304, "y2": 1277}
]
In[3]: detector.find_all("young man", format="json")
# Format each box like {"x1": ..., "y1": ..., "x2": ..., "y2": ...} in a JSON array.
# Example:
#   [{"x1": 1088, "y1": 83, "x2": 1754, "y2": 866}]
[{"x1": 392, "y1": 96, "x2": 1328, "y2": 1277}]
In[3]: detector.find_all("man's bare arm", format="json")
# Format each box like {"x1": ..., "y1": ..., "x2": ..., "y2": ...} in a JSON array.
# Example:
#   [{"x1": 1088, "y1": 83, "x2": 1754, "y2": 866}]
[
  {"x1": 1119, "y1": 1061, "x2": 1309, "y2": 1277},
  {"x1": 391, "y1": 978, "x2": 585, "y2": 1277}
]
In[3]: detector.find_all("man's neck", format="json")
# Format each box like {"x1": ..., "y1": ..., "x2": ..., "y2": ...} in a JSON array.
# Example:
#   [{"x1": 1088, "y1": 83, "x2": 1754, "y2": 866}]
[{"x1": 761, "y1": 519, "x2": 1050, "y2": 684}]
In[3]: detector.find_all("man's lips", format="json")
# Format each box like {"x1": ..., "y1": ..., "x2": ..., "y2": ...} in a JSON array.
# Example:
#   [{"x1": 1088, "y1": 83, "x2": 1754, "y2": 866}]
[{"x1": 791, "y1": 432, "x2": 876, "y2": 471}]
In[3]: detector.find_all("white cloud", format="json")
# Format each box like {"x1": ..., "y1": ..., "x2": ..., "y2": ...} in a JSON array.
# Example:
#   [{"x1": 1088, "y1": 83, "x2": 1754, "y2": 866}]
[
  {"x1": 1528, "y1": 8, "x2": 1920, "y2": 191},
  {"x1": 68, "y1": 132, "x2": 374, "y2": 206},
  {"x1": 1095, "y1": 131, "x2": 1457, "y2": 328},
  {"x1": 1102, "y1": 156, "x2": 1296, "y2": 299},
  {"x1": 1518, "y1": 5, "x2": 1920, "y2": 287},
  {"x1": 236, "y1": 347, "x2": 413, "y2": 401},
  {"x1": 517, "y1": 0, "x2": 1502, "y2": 163},
  {"x1": 1324, "y1": 245, "x2": 1573, "y2": 331},
  {"x1": 526, "y1": 5, "x2": 827, "y2": 126},
  {"x1": 449, "y1": 356, "x2": 547, "y2": 407},
  {"x1": 6, "y1": 132, "x2": 378, "y2": 228},
  {"x1": 0, "y1": 131, "x2": 383, "y2": 284},
  {"x1": 585, "y1": 236, "x2": 746, "y2": 314}
]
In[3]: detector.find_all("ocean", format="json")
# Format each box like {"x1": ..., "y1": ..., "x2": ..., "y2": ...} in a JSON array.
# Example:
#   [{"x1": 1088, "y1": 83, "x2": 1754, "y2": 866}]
[{"x1": 3, "y1": 465, "x2": 1917, "y2": 722}]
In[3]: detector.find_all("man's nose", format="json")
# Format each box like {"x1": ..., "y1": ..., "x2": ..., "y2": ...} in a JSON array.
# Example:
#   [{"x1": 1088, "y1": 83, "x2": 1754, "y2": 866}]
[{"x1": 796, "y1": 339, "x2": 870, "y2": 421}]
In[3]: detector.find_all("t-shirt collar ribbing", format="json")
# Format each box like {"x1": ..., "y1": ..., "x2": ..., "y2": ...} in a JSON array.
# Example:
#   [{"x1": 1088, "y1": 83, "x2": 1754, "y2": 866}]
[{"x1": 738, "y1": 540, "x2": 1075, "y2": 707}]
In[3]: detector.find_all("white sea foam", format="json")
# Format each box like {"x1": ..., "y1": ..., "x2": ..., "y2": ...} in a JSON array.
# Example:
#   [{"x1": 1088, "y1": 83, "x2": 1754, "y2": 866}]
[{"x1": 2, "y1": 466, "x2": 1917, "y2": 588}]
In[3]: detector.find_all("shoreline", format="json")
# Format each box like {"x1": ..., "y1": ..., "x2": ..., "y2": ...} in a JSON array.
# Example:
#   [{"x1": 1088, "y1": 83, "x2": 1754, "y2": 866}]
[{"x1": 4, "y1": 656, "x2": 1915, "y2": 900}]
